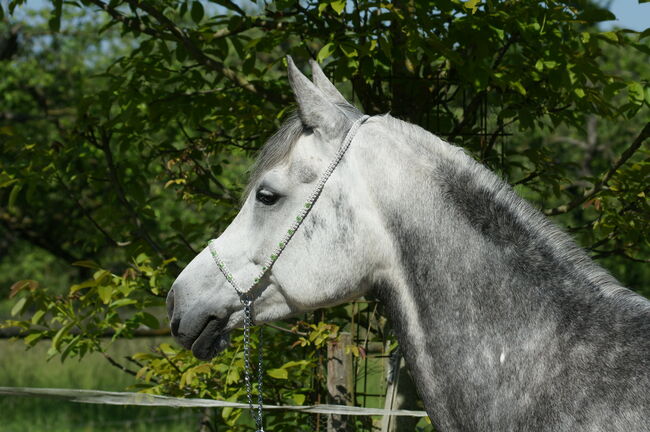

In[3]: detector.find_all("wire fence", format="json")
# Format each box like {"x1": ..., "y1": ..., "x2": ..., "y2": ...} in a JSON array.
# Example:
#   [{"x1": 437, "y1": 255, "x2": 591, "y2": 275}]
[{"x1": 0, "y1": 386, "x2": 427, "y2": 417}]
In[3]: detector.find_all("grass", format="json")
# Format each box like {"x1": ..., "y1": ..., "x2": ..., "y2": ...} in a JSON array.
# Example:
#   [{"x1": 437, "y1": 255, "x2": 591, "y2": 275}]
[{"x1": 0, "y1": 337, "x2": 203, "y2": 432}]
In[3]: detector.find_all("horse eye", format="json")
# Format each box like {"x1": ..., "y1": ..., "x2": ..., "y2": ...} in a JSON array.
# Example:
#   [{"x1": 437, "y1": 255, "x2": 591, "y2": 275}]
[{"x1": 255, "y1": 189, "x2": 280, "y2": 206}]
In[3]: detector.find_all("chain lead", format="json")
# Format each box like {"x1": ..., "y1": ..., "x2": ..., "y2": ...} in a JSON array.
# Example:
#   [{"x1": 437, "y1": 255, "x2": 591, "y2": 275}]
[{"x1": 242, "y1": 298, "x2": 264, "y2": 432}]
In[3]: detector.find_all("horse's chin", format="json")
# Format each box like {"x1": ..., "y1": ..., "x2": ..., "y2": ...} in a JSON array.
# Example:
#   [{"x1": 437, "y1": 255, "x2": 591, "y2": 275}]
[{"x1": 190, "y1": 319, "x2": 231, "y2": 360}]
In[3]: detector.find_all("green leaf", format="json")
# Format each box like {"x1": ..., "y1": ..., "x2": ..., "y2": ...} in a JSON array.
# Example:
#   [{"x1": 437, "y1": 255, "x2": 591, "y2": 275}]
[
  {"x1": 72, "y1": 260, "x2": 100, "y2": 269},
  {"x1": 191, "y1": 1, "x2": 204, "y2": 23},
  {"x1": 140, "y1": 312, "x2": 160, "y2": 329},
  {"x1": 11, "y1": 297, "x2": 27, "y2": 317},
  {"x1": 628, "y1": 81, "x2": 644, "y2": 105},
  {"x1": 317, "y1": 43, "x2": 336, "y2": 63},
  {"x1": 109, "y1": 298, "x2": 137, "y2": 308},
  {"x1": 291, "y1": 393, "x2": 306, "y2": 405},
  {"x1": 330, "y1": 0, "x2": 345, "y2": 14},
  {"x1": 24, "y1": 332, "x2": 44, "y2": 346},
  {"x1": 31, "y1": 310, "x2": 46, "y2": 325},
  {"x1": 97, "y1": 285, "x2": 113, "y2": 304},
  {"x1": 267, "y1": 368, "x2": 289, "y2": 379},
  {"x1": 510, "y1": 81, "x2": 527, "y2": 96},
  {"x1": 52, "y1": 322, "x2": 75, "y2": 351},
  {"x1": 70, "y1": 279, "x2": 97, "y2": 293},
  {"x1": 8, "y1": 183, "x2": 21, "y2": 211},
  {"x1": 464, "y1": 0, "x2": 481, "y2": 14},
  {"x1": 578, "y1": 8, "x2": 616, "y2": 22},
  {"x1": 600, "y1": 31, "x2": 619, "y2": 43},
  {"x1": 60, "y1": 334, "x2": 81, "y2": 362}
]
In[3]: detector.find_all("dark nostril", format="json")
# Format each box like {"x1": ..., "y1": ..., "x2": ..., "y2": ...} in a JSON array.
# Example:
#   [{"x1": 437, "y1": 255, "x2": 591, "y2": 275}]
[{"x1": 171, "y1": 317, "x2": 181, "y2": 336}]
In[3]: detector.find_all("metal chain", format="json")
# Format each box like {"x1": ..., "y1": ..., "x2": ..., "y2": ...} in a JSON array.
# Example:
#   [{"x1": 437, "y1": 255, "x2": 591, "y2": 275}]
[{"x1": 242, "y1": 298, "x2": 264, "y2": 432}]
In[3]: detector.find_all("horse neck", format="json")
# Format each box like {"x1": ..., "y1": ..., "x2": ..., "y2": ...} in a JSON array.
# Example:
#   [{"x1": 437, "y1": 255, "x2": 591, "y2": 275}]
[{"x1": 365, "y1": 118, "x2": 638, "y2": 429}]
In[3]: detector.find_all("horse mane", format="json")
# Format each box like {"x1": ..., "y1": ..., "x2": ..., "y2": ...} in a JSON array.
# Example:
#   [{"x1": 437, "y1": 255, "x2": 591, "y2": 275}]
[{"x1": 381, "y1": 114, "x2": 649, "y2": 312}]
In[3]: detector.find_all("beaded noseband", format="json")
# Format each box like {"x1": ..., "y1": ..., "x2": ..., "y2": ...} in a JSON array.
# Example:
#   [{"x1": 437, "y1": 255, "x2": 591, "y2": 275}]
[{"x1": 208, "y1": 114, "x2": 370, "y2": 431}]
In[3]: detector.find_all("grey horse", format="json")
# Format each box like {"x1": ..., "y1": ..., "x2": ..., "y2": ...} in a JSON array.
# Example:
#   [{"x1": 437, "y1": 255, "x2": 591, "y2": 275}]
[{"x1": 167, "y1": 58, "x2": 650, "y2": 431}]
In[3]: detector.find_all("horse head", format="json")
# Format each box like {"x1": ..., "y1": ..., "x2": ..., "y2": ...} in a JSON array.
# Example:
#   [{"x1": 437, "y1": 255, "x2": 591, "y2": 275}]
[{"x1": 166, "y1": 58, "x2": 392, "y2": 360}]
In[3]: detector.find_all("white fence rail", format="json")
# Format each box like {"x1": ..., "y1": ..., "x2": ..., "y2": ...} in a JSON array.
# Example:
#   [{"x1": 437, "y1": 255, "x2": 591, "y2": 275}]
[{"x1": 0, "y1": 386, "x2": 427, "y2": 417}]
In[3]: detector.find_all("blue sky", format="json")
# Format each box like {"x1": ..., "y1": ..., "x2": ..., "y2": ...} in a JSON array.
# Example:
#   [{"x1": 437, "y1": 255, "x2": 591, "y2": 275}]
[{"x1": 601, "y1": 0, "x2": 650, "y2": 31}]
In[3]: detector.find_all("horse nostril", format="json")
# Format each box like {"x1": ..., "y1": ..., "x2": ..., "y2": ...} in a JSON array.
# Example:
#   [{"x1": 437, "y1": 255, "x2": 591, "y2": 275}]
[{"x1": 171, "y1": 317, "x2": 181, "y2": 336}]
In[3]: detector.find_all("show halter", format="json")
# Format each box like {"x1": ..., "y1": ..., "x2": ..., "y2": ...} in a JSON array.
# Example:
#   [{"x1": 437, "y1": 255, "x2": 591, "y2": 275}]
[{"x1": 208, "y1": 114, "x2": 370, "y2": 431}]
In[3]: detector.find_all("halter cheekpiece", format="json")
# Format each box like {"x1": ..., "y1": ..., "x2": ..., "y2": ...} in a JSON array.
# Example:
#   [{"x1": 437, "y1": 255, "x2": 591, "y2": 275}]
[{"x1": 208, "y1": 115, "x2": 369, "y2": 431}]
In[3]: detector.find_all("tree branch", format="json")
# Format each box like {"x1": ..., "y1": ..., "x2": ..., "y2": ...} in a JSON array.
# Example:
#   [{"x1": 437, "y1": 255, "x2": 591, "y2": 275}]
[
  {"x1": 544, "y1": 122, "x2": 650, "y2": 216},
  {"x1": 89, "y1": 127, "x2": 170, "y2": 261},
  {"x1": 124, "y1": 0, "x2": 283, "y2": 104}
]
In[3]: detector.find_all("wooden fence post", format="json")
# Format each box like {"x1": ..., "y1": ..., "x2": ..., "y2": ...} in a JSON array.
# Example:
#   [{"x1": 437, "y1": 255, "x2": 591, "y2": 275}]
[
  {"x1": 327, "y1": 332, "x2": 353, "y2": 432},
  {"x1": 380, "y1": 350, "x2": 420, "y2": 432}
]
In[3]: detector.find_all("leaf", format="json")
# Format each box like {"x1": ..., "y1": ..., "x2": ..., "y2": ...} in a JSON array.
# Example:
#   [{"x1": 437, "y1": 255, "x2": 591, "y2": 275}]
[
  {"x1": 578, "y1": 8, "x2": 616, "y2": 22},
  {"x1": 31, "y1": 310, "x2": 46, "y2": 325},
  {"x1": 8, "y1": 183, "x2": 21, "y2": 211},
  {"x1": 317, "y1": 43, "x2": 336, "y2": 63},
  {"x1": 11, "y1": 297, "x2": 27, "y2": 317},
  {"x1": 24, "y1": 332, "x2": 44, "y2": 346},
  {"x1": 9, "y1": 280, "x2": 38, "y2": 298},
  {"x1": 464, "y1": 0, "x2": 481, "y2": 14},
  {"x1": 109, "y1": 298, "x2": 137, "y2": 308},
  {"x1": 52, "y1": 322, "x2": 75, "y2": 351},
  {"x1": 70, "y1": 279, "x2": 97, "y2": 293},
  {"x1": 291, "y1": 393, "x2": 306, "y2": 405},
  {"x1": 267, "y1": 368, "x2": 289, "y2": 379},
  {"x1": 72, "y1": 260, "x2": 100, "y2": 269},
  {"x1": 97, "y1": 285, "x2": 113, "y2": 304},
  {"x1": 600, "y1": 31, "x2": 619, "y2": 43},
  {"x1": 140, "y1": 312, "x2": 160, "y2": 329},
  {"x1": 627, "y1": 81, "x2": 644, "y2": 105},
  {"x1": 510, "y1": 81, "x2": 527, "y2": 96},
  {"x1": 191, "y1": 1, "x2": 204, "y2": 24},
  {"x1": 330, "y1": 0, "x2": 345, "y2": 14},
  {"x1": 60, "y1": 334, "x2": 81, "y2": 362}
]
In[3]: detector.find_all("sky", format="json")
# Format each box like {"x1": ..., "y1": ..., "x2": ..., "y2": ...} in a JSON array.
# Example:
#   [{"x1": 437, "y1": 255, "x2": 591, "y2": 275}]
[{"x1": 601, "y1": 0, "x2": 650, "y2": 31}]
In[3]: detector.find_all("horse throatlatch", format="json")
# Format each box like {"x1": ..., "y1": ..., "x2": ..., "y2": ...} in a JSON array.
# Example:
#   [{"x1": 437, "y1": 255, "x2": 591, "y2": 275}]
[{"x1": 208, "y1": 114, "x2": 370, "y2": 431}]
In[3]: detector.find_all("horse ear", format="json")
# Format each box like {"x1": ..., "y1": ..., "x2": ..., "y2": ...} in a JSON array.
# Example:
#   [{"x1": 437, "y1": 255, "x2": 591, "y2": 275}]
[
  {"x1": 287, "y1": 56, "x2": 347, "y2": 137},
  {"x1": 309, "y1": 59, "x2": 350, "y2": 106}
]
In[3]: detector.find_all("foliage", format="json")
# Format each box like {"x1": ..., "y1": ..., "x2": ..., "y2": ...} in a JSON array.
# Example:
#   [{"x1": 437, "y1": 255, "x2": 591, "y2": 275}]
[{"x1": 1, "y1": 0, "x2": 648, "y2": 430}]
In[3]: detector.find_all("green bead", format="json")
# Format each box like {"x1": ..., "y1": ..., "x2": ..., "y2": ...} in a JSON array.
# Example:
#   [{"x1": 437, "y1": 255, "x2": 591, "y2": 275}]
[
  {"x1": 279, "y1": 242, "x2": 285, "y2": 248},
  {"x1": 296, "y1": 216, "x2": 302, "y2": 222},
  {"x1": 271, "y1": 254, "x2": 277, "y2": 261},
  {"x1": 304, "y1": 202, "x2": 311, "y2": 208},
  {"x1": 288, "y1": 229, "x2": 294, "y2": 235}
]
